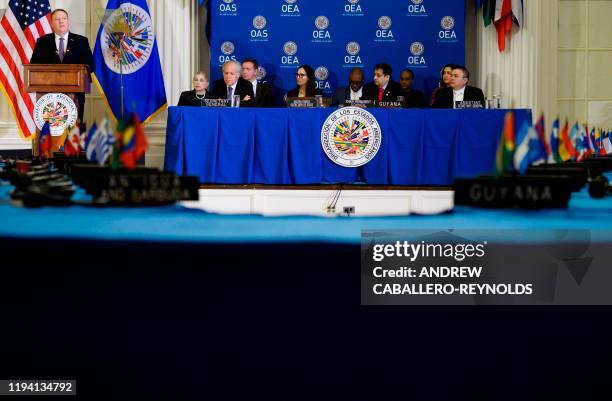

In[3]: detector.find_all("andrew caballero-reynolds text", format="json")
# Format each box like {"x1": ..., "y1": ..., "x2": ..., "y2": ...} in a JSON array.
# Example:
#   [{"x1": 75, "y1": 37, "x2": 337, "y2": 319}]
[{"x1": 368, "y1": 241, "x2": 534, "y2": 297}]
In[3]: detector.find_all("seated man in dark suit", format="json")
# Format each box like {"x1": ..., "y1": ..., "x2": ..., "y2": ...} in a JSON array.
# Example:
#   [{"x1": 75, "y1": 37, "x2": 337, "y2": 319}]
[
  {"x1": 398, "y1": 69, "x2": 425, "y2": 108},
  {"x1": 332, "y1": 67, "x2": 364, "y2": 106},
  {"x1": 362, "y1": 63, "x2": 401, "y2": 102},
  {"x1": 210, "y1": 61, "x2": 254, "y2": 107},
  {"x1": 431, "y1": 66, "x2": 484, "y2": 108},
  {"x1": 30, "y1": 8, "x2": 95, "y2": 122},
  {"x1": 241, "y1": 58, "x2": 275, "y2": 107}
]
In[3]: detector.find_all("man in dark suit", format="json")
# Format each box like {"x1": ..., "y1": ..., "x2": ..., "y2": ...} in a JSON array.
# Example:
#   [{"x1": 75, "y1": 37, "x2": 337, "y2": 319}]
[
  {"x1": 398, "y1": 69, "x2": 425, "y2": 108},
  {"x1": 210, "y1": 61, "x2": 254, "y2": 107},
  {"x1": 362, "y1": 63, "x2": 401, "y2": 102},
  {"x1": 241, "y1": 58, "x2": 275, "y2": 107},
  {"x1": 30, "y1": 9, "x2": 95, "y2": 122},
  {"x1": 431, "y1": 66, "x2": 484, "y2": 108},
  {"x1": 332, "y1": 67, "x2": 364, "y2": 106}
]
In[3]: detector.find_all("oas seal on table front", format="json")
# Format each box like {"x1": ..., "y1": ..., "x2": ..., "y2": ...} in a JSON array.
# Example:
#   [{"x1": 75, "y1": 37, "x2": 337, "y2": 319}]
[
  {"x1": 34, "y1": 93, "x2": 78, "y2": 137},
  {"x1": 321, "y1": 107, "x2": 382, "y2": 167}
]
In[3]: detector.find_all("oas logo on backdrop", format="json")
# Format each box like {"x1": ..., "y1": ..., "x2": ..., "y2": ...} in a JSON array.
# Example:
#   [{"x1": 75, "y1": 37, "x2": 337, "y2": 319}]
[
  {"x1": 218, "y1": 41, "x2": 237, "y2": 65},
  {"x1": 312, "y1": 15, "x2": 332, "y2": 43},
  {"x1": 343, "y1": 0, "x2": 364, "y2": 17},
  {"x1": 407, "y1": 0, "x2": 427, "y2": 16},
  {"x1": 257, "y1": 66, "x2": 267, "y2": 82},
  {"x1": 250, "y1": 15, "x2": 269, "y2": 42},
  {"x1": 407, "y1": 41, "x2": 427, "y2": 68},
  {"x1": 281, "y1": 41, "x2": 300, "y2": 67},
  {"x1": 281, "y1": 0, "x2": 301, "y2": 17},
  {"x1": 438, "y1": 16, "x2": 458, "y2": 43},
  {"x1": 321, "y1": 107, "x2": 382, "y2": 168},
  {"x1": 375, "y1": 16, "x2": 394, "y2": 42},
  {"x1": 219, "y1": 0, "x2": 238, "y2": 16},
  {"x1": 315, "y1": 66, "x2": 331, "y2": 93},
  {"x1": 343, "y1": 41, "x2": 363, "y2": 67}
]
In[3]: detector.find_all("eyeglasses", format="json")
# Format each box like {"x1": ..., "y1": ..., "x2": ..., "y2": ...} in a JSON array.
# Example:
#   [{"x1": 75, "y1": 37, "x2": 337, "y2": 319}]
[{"x1": 295, "y1": 73, "x2": 307, "y2": 78}]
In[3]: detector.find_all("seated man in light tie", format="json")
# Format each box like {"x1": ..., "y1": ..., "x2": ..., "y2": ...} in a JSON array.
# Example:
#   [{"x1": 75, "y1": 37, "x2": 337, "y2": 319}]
[
  {"x1": 332, "y1": 67, "x2": 364, "y2": 106},
  {"x1": 241, "y1": 58, "x2": 275, "y2": 107},
  {"x1": 431, "y1": 66, "x2": 484, "y2": 108},
  {"x1": 210, "y1": 60, "x2": 254, "y2": 107}
]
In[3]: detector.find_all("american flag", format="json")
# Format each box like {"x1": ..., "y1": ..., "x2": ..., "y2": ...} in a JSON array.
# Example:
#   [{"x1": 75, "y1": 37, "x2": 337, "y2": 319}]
[{"x1": 0, "y1": 0, "x2": 53, "y2": 139}]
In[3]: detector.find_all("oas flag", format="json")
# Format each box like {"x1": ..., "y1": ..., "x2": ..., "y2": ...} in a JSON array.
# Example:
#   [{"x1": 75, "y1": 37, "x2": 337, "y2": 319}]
[{"x1": 93, "y1": 0, "x2": 166, "y2": 123}]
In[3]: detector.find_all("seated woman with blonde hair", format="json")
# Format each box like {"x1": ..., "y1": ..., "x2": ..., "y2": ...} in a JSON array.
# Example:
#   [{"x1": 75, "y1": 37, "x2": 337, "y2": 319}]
[{"x1": 178, "y1": 71, "x2": 210, "y2": 106}]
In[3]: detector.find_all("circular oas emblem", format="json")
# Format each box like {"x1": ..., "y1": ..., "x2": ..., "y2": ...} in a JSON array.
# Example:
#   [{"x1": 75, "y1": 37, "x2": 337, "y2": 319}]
[
  {"x1": 348, "y1": 0, "x2": 360, "y2": 4},
  {"x1": 223, "y1": 0, "x2": 234, "y2": 3},
  {"x1": 441, "y1": 16, "x2": 455, "y2": 30},
  {"x1": 100, "y1": 3, "x2": 154, "y2": 74},
  {"x1": 221, "y1": 41, "x2": 235, "y2": 55},
  {"x1": 411, "y1": 0, "x2": 424, "y2": 4},
  {"x1": 257, "y1": 66, "x2": 267, "y2": 81},
  {"x1": 410, "y1": 41, "x2": 425, "y2": 56},
  {"x1": 378, "y1": 16, "x2": 392, "y2": 30},
  {"x1": 285, "y1": 0, "x2": 297, "y2": 4},
  {"x1": 315, "y1": 16, "x2": 329, "y2": 30},
  {"x1": 315, "y1": 66, "x2": 329, "y2": 81},
  {"x1": 34, "y1": 93, "x2": 78, "y2": 137},
  {"x1": 321, "y1": 107, "x2": 382, "y2": 167},
  {"x1": 283, "y1": 41, "x2": 298, "y2": 56},
  {"x1": 253, "y1": 15, "x2": 267, "y2": 29},
  {"x1": 346, "y1": 41, "x2": 360, "y2": 55}
]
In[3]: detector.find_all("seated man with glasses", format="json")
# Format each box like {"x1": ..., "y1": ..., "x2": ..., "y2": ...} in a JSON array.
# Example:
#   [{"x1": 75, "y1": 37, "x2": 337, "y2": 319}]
[{"x1": 431, "y1": 66, "x2": 484, "y2": 108}]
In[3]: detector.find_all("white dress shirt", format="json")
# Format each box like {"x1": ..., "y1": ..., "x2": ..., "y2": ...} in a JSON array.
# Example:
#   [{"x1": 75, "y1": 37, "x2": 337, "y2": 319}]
[
  {"x1": 250, "y1": 79, "x2": 258, "y2": 97},
  {"x1": 54, "y1": 32, "x2": 69, "y2": 53},
  {"x1": 453, "y1": 86, "x2": 466, "y2": 103},
  {"x1": 350, "y1": 87, "x2": 363, "y2": 101}
]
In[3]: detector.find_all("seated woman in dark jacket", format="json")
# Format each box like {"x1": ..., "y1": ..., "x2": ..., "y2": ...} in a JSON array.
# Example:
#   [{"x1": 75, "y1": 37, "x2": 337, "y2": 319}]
[
  {"x1": 178, "y1": 71, "x2": 210, "y2": 106},
  {"x1": 285, "y1": 65, "x2": 322, "y2": 102}
]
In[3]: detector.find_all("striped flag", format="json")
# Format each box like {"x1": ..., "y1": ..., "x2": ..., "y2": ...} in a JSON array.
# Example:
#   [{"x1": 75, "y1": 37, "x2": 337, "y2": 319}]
[
  {"x1": 85, "y1": 119, "x2": 114, "y2": 166},
  {"x1": 0, "y1": 0, "x2": 53, "y2": 139}
]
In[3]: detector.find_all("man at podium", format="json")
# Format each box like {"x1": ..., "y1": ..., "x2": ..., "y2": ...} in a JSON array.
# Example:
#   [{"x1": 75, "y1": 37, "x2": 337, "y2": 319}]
[{"x1": 30, "y1": 9, "x2": 95, "y2": 122}]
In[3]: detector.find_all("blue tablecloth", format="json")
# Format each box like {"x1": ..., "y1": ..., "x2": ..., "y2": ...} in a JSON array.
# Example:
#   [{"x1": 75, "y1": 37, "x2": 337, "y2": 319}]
[{"x1": 164, "y1": 107, "x2": 533, "y2": 185}]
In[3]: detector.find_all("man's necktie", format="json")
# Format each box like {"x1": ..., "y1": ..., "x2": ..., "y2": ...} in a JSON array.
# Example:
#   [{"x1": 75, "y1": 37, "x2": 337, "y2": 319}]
[
  {"x1": 378, "y1": 87, "x2": 383, "y2": 101},
  {"x1": 58, "y1": 37, "x2": 65, "y2": 62},
  {"x1": 227, "y1": 86, "x2": 234, "y2": 100}
]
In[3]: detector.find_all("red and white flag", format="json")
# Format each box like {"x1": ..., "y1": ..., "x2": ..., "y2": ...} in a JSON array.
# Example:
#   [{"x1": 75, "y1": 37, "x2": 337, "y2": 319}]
[{"x1": 0, "y1": 0, "x2": 53, "y2": 139}]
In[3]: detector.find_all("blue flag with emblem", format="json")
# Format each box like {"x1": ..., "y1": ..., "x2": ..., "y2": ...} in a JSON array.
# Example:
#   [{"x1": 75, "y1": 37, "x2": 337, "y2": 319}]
[{"x1": 93, "y1": 0, "x2": 166, "y2": 124}]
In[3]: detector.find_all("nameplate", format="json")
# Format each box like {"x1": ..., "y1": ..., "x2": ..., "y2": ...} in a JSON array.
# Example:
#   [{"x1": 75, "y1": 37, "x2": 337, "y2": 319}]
[
  {"x1": 341, "y1": 100, "x2": 404, "y2": 108},
  {"x1": 67, "y1": 164, "x2": 199, "y2": 205},
  {"x1": 342, "y1": 100, "x2": 372, "y2": 108},
  {"x1": 454, "y1": 175, "x2": 573, "y2": 209},
  {"x1": 376, "y1": 100, "x2": 404, "y2": 108},
  {"x1": 455, "y1": 100, "x2": 484, "y2": 109},
  {"x1": 202, "y1": 99, "x2": 231, "y2": 107},
  {"x1": 286, "y1": 97, "x2": 316, "y2": 108}
]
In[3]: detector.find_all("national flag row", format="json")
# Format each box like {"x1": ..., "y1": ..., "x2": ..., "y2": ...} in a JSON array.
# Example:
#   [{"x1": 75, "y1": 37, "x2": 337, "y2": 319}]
[
  {"x1": 36, "y1": 113, "x2": 147, "y2": 170},
  {"x1": 496, "y1": 112, "x2": 612, "y2": 175}
]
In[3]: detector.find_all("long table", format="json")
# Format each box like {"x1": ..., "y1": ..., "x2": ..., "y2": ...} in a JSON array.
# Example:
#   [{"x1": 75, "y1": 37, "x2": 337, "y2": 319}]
[{"x1": 164, "y1": 107, "x2": 532, "y2": 185}]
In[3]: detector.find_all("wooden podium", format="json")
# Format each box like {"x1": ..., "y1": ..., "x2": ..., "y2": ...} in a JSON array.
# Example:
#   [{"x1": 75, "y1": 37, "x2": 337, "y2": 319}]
[{"x1": 24, "y1": 64, "x2": 90, "y2": 155}]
